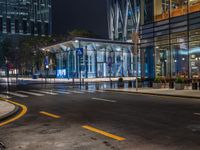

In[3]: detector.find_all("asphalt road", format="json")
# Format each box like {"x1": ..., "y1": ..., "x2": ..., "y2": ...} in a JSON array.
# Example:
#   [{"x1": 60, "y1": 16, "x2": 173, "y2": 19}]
[{"x1": 1, "y1": 85, "x2": 200, "y2": 150}]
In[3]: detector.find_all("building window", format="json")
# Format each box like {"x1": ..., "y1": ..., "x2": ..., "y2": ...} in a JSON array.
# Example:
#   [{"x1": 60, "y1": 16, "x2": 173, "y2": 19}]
[
  {"x1": 141, "y1": 0, "x2": 154, "y2": 24},
  {"x1": 0, "y1": 18, "x2": 2, "y2": 33},
  {"x1": 154, "y1": 0, "x2": 169, "y2": 21},
  {"x1": 15, "y1": 20, "x2": 19, "y2": 33},
  {"x1": 170, "y1": 0, "x2": 188, "y2": 18},
  {"x1": 22, "y1": 20, "x2": 27, "y2": 34},
  {"x1": 30, "y1": 22, "x2": 34, "y2": 35},
  {"x1": 189, "y1": 0, "x2": 200, "y2": 13},
  {"x1": 37, "y1": 22, "x2": 41, "y2": 35},
  {"x1": 44, "y1": 23, "x2": 48, "y2": 35},
  {"x1": 6, "y1": 18, "x2": 11, "y2": 33}
]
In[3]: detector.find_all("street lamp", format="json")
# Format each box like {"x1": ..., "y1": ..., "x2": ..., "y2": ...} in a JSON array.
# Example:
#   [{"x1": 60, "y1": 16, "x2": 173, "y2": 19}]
[
  {"x1": 5, "y1": 57, "x2": 10, "y2": 93},
  {"x1": 75, "y1": 40, "x2": 82, "y2": 89},
  {"x1": 132, "y1": 6, "x2": 140, "y2": 92}
]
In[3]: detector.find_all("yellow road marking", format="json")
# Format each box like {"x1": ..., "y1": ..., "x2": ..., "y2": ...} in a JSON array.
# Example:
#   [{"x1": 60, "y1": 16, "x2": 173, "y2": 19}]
[
  {"x1": 0, "y1": 98, "x2": 27, "y2": 127},
  {"x1": 82, "y1": 125, "x2": 125, "y2": 141},
  {"x1": 39, "y1": 111, "x2": 61, "y2": 119}
]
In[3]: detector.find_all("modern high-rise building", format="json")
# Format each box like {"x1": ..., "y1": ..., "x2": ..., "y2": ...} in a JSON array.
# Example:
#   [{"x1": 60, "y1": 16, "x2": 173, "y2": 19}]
[
  {"x1": 108, "y1": 0, "x2": 200, "y2": 80},
  {"x1": 0, "y1": 0, "x2": 52, "y2": 37}
]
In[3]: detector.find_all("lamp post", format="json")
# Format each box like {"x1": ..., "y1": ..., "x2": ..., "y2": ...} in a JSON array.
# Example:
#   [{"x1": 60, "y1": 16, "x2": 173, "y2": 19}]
[
  {"x1": 5, "y1": 57, "x2": 10, "y2": 93},
  {"x1": 132, "y1": 3, "x2": 140, "y2": 92},
  {"x1": 75, "y1": 40, "x2": 82, "y2": 89}
]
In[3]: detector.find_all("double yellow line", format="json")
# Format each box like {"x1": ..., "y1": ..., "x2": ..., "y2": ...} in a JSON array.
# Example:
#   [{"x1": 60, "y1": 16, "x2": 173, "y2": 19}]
[{"x1": 0, "y1": 98, "x2": 27, "y2": 127}]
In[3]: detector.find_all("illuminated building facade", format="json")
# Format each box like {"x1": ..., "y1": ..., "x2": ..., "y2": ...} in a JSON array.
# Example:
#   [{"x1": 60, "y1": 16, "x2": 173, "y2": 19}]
[{"x1": 108, "y1": 0, "x2": 200, "y2": 79}]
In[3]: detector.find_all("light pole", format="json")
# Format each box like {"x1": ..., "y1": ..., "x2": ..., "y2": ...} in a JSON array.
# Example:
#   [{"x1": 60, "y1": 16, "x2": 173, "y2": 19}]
[
  {"x1": 5, "y1": 57, "x2": 10, "y2": 93},
  {"x1": 132, "y1": 2, "x2": 140, "y2": 92},
  {"x1": 75, "y1": 40, "x2": 82, "y2": 89}
]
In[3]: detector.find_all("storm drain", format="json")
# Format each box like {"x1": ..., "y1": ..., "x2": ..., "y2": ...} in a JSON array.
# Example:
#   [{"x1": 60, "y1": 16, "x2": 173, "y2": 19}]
[{"x1": 0, "y1": 142, "x2": 5, "y2": 150}]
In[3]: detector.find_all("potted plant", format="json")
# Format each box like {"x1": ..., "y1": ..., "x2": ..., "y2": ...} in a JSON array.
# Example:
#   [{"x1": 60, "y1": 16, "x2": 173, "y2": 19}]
[
  {"x1": 118, "y1": 77, "x2": 124, "y2": 88},
  {"x1": 133, "y1": 78, "x2": 142, "y2": 88},
  {"x1": 175, "y1": 77, "x2": 185, "y2": 90},
  {"x1": 153, "y1": 77, "x2": 162, "y2": 89},
  {"x1": 192, "y1": 78, "x2": 198, "y2": 90}
]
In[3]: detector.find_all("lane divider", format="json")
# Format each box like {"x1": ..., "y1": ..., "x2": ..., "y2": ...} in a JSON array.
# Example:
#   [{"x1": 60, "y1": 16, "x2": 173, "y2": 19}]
[
  {"x1": 0, "y1": 98, "x2": 28, "y2": 127},
  {"x1": 92, "y1": 97, "x2": 116, "y2": 103},
  {"x1": 82, "y1": 125, "x2": 125, "y2": 141},
  {"x1": 39, "y1": 111, "x2": 61, "y2": 119}
]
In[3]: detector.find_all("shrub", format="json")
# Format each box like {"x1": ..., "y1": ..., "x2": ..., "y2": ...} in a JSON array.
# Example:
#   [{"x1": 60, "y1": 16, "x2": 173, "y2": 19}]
[
  {"x1": 118, "y1": 77, "x2": 123, "y2": 82},
  {"x1": 175, "y1": 77, "x2": 185, "y2": 83},
  {"x1": 154, "y1": 77, "x2": 162, "y2": 83}
]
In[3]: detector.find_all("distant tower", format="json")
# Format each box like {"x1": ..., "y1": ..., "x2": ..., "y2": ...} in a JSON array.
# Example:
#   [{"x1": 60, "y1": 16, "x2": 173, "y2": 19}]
[{"x1": 0, "y1": 0, "x2": 52, "y2": 37}]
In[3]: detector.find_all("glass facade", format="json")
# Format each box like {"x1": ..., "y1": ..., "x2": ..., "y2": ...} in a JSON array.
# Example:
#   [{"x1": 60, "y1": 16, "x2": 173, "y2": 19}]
[
  {"x1": 108, "y1": 0, "x2": 200, "y2": 79},
  {"x1": 0, "y1": 0, "x2": 51, "y2": 36},
  {"x1": 107, "y1": 0, "x2": 140, "y2": 41},
  {"x1": 44, "y1": 38, "x2": 136, "y2": 79}
]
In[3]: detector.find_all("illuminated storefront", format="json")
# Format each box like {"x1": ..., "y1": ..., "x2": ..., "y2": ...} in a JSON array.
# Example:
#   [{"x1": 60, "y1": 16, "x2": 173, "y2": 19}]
[
  {"x1": 108, "y1": 0, "x2": 200, "y2": 79},
  {"x1": 43, "y1": 38, "x2": 137, "y2": 79}
]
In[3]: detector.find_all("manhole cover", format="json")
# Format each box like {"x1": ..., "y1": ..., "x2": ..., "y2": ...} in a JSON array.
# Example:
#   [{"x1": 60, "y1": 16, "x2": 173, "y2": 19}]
[
  {"x1": 0, "y1": 142, "x2": 6, "y2": 150},
  {"x1": 187, "y1": 124, "x2": 200, "y2": 132}
]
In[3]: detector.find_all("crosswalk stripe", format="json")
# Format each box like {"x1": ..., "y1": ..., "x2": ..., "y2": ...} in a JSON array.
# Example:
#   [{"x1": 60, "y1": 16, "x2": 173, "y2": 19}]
[
  {"x1": 69, "y1": 91, "x2": 84, "y2": 94},
  {"x1": 17, "y1": 91, "x2": 44, "y2": 96},
  {"x1": 81, "y1": 90, "x2": 95, "y2": 93},
  {"x1": 30, "y1": 90, "x2": 58, "y2": 95},
  {"x1": 3, "y1": 91, "x2": 28, "y2": 98},
  {"x1": 44, "y1": 89, "x2": 71, "y2": 94},
  {"x1": 0, "y1": 94, "x2": 11, "y2": 99}
]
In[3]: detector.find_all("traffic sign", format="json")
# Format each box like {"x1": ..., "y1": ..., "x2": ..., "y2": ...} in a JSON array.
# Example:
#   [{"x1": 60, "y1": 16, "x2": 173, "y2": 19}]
[{"x1": 76, "y1": 48, "x2": 84, "y2": 56}]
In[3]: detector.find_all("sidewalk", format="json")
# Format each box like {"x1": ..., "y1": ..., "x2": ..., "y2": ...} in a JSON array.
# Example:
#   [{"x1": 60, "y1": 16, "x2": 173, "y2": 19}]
[
  {"x1": 106, "y1": 88, "x2": 200, "y2": 99},
  {"x1": 0, "y1": 77, "x2": 135, "y2": 85},
  {"x1": 0, "y1": 99, "x2": 17, "y2": 121}
]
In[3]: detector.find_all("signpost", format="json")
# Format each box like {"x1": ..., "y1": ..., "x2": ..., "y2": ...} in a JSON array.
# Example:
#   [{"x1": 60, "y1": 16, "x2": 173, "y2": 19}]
[
  {"x1": 76, "y1": 47, "x2": 84, "y2": 89},
  {"x1": 108, "y1": 56, "x2": 112, "y2": 88}
]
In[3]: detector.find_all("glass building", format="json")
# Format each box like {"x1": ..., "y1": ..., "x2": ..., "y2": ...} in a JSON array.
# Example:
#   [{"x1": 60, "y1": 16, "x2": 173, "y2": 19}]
[
  {"x1": 43, "y1": 38, "x2": 136, "y2": 79},
  {"x1": 0, "y1": 0, "x2": 52, "y2": 36},
  {"x1": 108, "y1": 0, "x2": 200, "y2": 79}
]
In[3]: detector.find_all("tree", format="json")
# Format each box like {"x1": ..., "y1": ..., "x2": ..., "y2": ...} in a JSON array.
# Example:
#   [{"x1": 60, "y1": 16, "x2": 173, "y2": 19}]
[{"x1": 68, "y1": 29, "x2": 97, "y2": 39}]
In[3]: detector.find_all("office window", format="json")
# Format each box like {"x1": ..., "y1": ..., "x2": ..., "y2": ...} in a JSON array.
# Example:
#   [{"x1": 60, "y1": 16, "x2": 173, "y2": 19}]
[
  {"x1": 30, "y1": 22, "x2": 34, "y2": 35},
  {"x1": 22, "y1": 20, "x2": 27, "y2": 34},
  {"x1": 141, "y1": 0, "x2": 154, "y2": 24},
  {"x1": 15, "y1": 19, "x2": 19, "y2": 33},
  {"x1": 170, "y1": 0, "x2": 188, "y2": 17},
  {"x1": 0, "y1": 18, "x2": 2, "y2": 33},
  {"x1": 37, "y1": 22, "x2": 41, "y2": 35},
  {"x1": 154, "y1": 0, "x2": 169, "y2": 21},
  {"x1": 6, "y1": 18, "x2": 11, "y2": 33},
  {"x1": 189, "y1": 0, "x2": 200, "y2": 13}
]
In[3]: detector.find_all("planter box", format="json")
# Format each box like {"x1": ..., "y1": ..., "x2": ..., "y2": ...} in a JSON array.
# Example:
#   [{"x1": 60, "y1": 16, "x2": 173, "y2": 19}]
[
  {"x1": 153, "y1": 83, "x2": 162, "y2": 89},
  {"x1": 175, "y1": 83, "x2": 185, "y2": 90}
]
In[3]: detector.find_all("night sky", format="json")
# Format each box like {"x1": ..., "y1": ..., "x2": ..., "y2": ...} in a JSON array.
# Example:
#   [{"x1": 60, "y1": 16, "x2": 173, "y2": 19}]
[{"x1": 52, "y1": 0, "x2": 108, "y2": 38}]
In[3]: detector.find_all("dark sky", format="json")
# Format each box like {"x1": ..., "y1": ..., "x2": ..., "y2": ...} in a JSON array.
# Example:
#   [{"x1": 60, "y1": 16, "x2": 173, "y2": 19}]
[{"x1": 52, "y1": 0, "x2": 108, "y2": 38}]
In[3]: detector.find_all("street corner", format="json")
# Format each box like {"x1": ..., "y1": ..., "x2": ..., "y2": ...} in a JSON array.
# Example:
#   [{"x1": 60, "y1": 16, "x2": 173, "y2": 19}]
[{"x1": 0, "y1": 98, "x2": 27, "y2": 127}]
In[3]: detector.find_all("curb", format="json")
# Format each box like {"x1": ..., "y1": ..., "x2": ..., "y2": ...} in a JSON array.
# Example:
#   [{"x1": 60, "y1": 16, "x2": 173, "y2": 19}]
[
  {"x1": 105, "y1": 89, "x2": 200, "y2": 99},
  {"x1": 0, "y1": 100, "x2": 20, "y2": 122}
]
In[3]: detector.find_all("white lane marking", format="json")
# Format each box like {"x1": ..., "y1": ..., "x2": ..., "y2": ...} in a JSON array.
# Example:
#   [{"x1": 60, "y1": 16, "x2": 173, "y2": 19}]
[
  {"x1": 3, "y1": 91, "x2": 28, "y2": 98},
  {"x1": 0, "y1": 94, "x2": 11, "y2": 99},
  {"x1": 30, "y1": 90, "x2": 58, "y2": 95},
  {"x1": 17, "y1": 91, "x2": 44, "y2": 96},
  {"x1": 194, "y1": 113, "x2": 200, "y2": 116},
  {"x1": 92, "y1": 97, "x2": 116, "y2": 103},
  {"x1": 46, "y1": 90, "x2": 71, "y2": 94}
]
